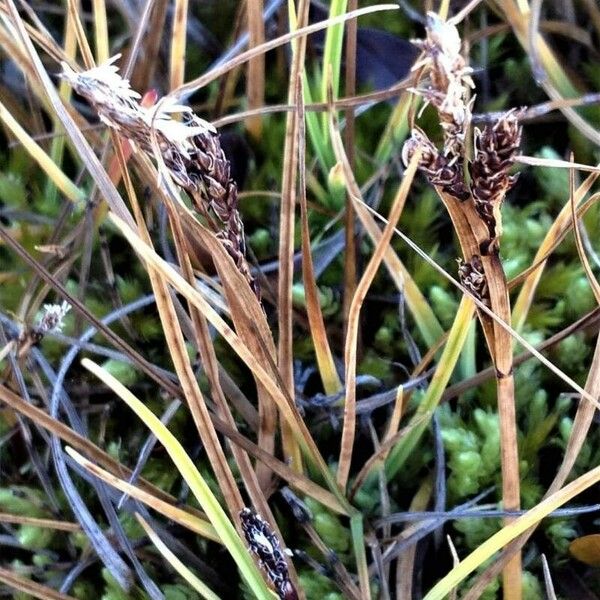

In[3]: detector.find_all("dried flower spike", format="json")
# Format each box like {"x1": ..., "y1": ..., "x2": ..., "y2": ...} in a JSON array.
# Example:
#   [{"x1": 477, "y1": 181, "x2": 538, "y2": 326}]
[
  {"x1": 410, "y1": 12, "x2": 474, "y2": 160},
  {"x1": 403, "y1": 16, "x2": 523, "y2": 253},
  {"x1": 402, "y1": 128, "x2": 470, "y2": 201},
  {"x1": 469, "y1": 109, "x2": 523, "y2": 247},
  {"x1": 61, "y1": 57, "x2": 257, "y2": 294},
  {"x1": 404, "y1": 13, "x2": 524, "y2": 592},
  {"x1": 239, "y1": 508, "x2": 297, "y2": 600},
  {"x1": 402, "y1": 13, "x2": 475, "y2": 202}
]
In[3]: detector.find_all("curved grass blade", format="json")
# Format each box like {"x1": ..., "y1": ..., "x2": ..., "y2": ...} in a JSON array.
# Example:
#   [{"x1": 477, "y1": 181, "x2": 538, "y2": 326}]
[
  {"x1": 328, "y1": 98, "x2": 444, "y2": 349},
  {"x1": 337, "y1": 150, "x2": 420, "y2": 489},
  {"x1": 81, "y1": 358, "x2": 276, "y2": 599},
  {"x1": 65, "y1": 446, "x2": 220, "y2": 543},
  {"x1": 424, "y1": 463, "x2": 600, "y2": 600},
  {"x1": 136, "y1": 514, "x2": 221, "y2": 600}
]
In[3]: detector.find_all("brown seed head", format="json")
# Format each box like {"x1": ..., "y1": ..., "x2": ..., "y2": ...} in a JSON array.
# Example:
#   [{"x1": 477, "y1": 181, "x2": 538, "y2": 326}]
[
  {"x1": 402, "y1": 129, "x2": 470, "y2": 201},
  {"x1": 457, "y1": 255, "x2": 489, "y2": 305},
  {"x1": 469, "y1": 110, "x2": 523, "y2": 237},
  {"x1": 61, "y1": 57, "x2": 257, "y2": 295}
]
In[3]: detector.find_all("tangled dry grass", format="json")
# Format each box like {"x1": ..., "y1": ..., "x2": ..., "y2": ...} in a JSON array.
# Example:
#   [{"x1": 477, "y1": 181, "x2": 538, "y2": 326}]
[{"x1": 1, "y1": 1, "x2": 600, "y2": 600}]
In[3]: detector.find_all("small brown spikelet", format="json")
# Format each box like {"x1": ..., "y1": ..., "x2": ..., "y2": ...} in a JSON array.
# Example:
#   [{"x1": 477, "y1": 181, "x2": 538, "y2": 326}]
[
  {"x1": 402, "y1": 128, "x2": 470, "y2": 201},
  {"x1": 457, "y1": 255, "x2": 489, "y2": 305},
  {"x1": 469, "y1": 109, "x2": 523, "y2": 241},
  {"x1": 61, "y1": 57, "x2": 257, "y2": 295},
  {"x1": 184, "y1": 123, "x2": 254, "y2": 291}
]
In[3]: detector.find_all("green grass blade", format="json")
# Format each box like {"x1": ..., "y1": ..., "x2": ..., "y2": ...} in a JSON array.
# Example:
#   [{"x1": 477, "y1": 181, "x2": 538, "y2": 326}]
[
  {"x1": 81, "y1": 358, "x2": 275, "y2": 599},
  {"x1": 350, "y1": 514, "x2": 371, "y2": 600},
  {"x1": 136, "y1": 514, "x2": 222, "y2": 600},
  {"x1": 0, "y1": 100, "x2": 84, "y2": 203},
  {"x1": 288, "y1": 0, "x2": 335, "y2": 171},
  {"x1": 374, "y1": 92, "x2": 414, "y2": 164},
  {"x1": 319, "y1": 0, "x2": 348, "y2": 144},
  {"x1": 424, "y1": 463, "x2": 600, "y2": 599}
]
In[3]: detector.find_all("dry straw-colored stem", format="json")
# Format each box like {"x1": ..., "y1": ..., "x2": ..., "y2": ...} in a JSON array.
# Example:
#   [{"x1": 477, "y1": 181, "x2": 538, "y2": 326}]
[
  {"x1": 277, "y1": 0, "x2": 311, "y2": 475},
  {"x1": 403, "y1": 13, "x2": 523, "y2": 599}
]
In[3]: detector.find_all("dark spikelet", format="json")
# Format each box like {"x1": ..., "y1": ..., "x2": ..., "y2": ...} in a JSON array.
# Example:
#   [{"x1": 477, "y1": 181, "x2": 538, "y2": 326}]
[
  {"x1": 184, "y1": 129, "x2": 255, "y2": 293},
  {"x1": 405, "y1": 15, "x2": 524, "y2": 253},
  {"x1": 402, "y1": 129, "x2": 470, "y2": 201},
  {"x1": 457, "y1": 255, "x2": 489, "y2": 305},
  {"x1": 61, "y1": 58, "x2": 257, "y2": 295},
  {"x1": 469, "y1": 109, "x2": 523, "y2": 240},
  {"x1": 239, "y1": 508, "x2": 298, "y2": 600}
]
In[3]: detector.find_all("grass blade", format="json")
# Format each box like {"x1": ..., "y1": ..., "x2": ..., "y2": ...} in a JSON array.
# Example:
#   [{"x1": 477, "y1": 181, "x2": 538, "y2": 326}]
[
  {"x1": 81, "y1": 358, "x2": 275, "y2": 599},
  {"x1": 136, "y1": 514, "x2": 222, "y2": 600},
  {"x1": 65, "y1": 446, "x2": 220, "y2": 542},
  {"x1": 424, "y1": 464, "x2": 600, "y2": 600}
]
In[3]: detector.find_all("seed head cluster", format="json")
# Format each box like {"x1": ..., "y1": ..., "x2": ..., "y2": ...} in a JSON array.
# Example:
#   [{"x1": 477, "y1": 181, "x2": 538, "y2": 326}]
[
  {"x1": 61, "y1": 57, "x2": 256, "y2": 293},
  {"x1": 469, "y1": 109, "x2": 522, "y2": 239},
  {"x1": 410, "y1": 12, "x2": 474, "y2": 160},
  {"x1": 403, "y1": 13, "x2": 522, "y2": 255}
]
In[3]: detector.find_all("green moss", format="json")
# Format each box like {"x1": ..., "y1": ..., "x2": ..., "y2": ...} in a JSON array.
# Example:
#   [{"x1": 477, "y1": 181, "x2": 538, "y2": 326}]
[
  {"x1": 163, "y1": 584, "x2": 201, "y2": 600},
  {"x1": 545, "y1": 519, "x2": 578, "y2": 555},
  {"x1": 16, "y1": 525, "x2": 54, "y2": 550},
  {"x1": 533, "y1": 147, "x2": 569, "y2": 206},
  {"x1": 307, "y1": 506, "x2": 350, "y2": 554},
  {"x1": 298, "y1": 570, "x2": 343, "y2": 600},
  {"x1": 429, "y1": 285, "x2": 459, "y2": 329},
  {"x1": 101, "y1": 359, "x2": 139, "y2": 387}
]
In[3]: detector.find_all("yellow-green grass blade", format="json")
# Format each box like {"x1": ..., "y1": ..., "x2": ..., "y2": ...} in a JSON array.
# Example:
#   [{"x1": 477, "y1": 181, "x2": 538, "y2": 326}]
[
  {"x1": 386, "y1": 296, "x2": 475, "y2": 478},
  {"x1": 65, "y1": 446, "x2": 220, "y2": 543},
  {"x1": 424, "y1": 463, "x2": 600, "y2": 599},
  {"x1": 169, "y1": 0, "x2": 188, "y2": 90},
  {"x1": 319, "y1": 0, "x2": 348, "y2": 143},
  {"x1": 81, "y1": 358, "x2": 275, "y2": 599},
  {"x1": 374, "y1": 92, "x2": 414, "y2": 164},
  {"x1": 136, "y1": 514, "x2": 221, "y2": 600},
  {"x1": 350, "y1": 514, "x2": 371, "y2": 600},
  {"x1": 92, "y1": 0, "x2": 109, "y2": 63},
  {"x1": 498, "y1": 0, "x2": 600, "y2": 145},
  {"x1": 288, "y1": 0, "x2": 335, "y2": 172},
  {"x1": 0, "y1": 99, "x2": 84, "y2": 203},
  {"x1": 45, "y1": 7, "x2": 78, "y2": 207}
]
